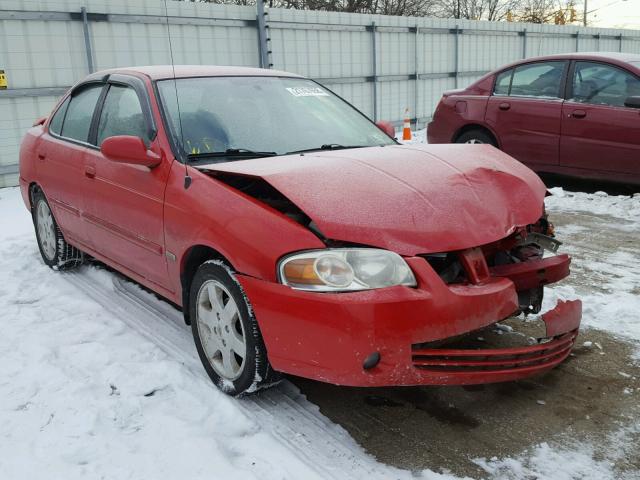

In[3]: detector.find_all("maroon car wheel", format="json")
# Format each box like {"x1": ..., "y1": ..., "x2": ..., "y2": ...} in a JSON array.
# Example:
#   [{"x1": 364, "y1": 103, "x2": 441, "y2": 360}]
[{"x1": 455, "y1": 129, "x2": 497, "y2": 146}]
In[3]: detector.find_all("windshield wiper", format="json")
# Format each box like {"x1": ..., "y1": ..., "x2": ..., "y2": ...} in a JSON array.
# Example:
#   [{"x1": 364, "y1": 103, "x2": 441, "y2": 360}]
[
  {"x1": 286, "y1": 144, "x2": 369, "y2": 155},
  {"x1": 186, "y1": 148, "x2": 278, "y2": 162}
]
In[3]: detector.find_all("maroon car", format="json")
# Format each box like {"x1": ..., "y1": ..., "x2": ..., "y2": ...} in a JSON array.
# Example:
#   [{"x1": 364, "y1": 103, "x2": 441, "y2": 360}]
[{"x1": 427, "y1": 53, "x2": 640, "y2": 185}]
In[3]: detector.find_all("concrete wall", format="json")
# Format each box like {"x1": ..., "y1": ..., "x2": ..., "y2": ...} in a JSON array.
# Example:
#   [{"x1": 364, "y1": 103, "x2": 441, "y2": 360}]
[{"x1": 1, "y1": 0, "x2": 640, "y2": 187}]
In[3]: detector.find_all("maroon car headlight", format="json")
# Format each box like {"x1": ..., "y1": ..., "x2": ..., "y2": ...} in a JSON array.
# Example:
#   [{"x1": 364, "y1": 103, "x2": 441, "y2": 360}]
[{"x1": 278, "y1": 248, "x2": 417, "y2": 292}]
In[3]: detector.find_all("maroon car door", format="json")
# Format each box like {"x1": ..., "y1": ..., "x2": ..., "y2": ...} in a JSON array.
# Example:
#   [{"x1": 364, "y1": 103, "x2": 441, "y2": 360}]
[
  {"x1": 82, "y1": 77, "x2": 173, "y2": 291},
  {"x1": 37, "y1": 84, "x2": 105, "y2": 244},
  {"x1": 561, "y1": 61, "x2": 640, "y2": 177},
  {"x1": 485, "y1": 61, "x2": 568, "y2": 168}
]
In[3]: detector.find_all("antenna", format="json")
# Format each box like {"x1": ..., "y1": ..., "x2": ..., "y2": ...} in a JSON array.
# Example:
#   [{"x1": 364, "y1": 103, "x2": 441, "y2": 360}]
[{"x1": 163, "y1": 0, "x2": 191, "y2": 189}]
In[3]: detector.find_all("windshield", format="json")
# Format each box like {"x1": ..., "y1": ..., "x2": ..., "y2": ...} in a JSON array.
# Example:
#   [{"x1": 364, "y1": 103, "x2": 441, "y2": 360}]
[{"x1": 157, "y1": 76, "x2": 395, "y2": 160}]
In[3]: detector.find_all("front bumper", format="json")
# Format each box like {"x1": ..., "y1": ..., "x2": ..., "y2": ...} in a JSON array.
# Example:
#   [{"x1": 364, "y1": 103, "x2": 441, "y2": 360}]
[
  {"x1": 411, "y1": 300, "x2": 580, "y2": 385},
  {"x1": 238, "y1": 255, "x2": 581, "y2": 387}
]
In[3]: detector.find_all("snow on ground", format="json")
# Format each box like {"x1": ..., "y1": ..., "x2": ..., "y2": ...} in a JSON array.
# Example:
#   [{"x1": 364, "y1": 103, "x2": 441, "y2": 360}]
[
  {"x1": 1, "y1": 177, "x2": 639, "y2": 480},
  {"x1": 0, "y1": 186, "x2": 456, "y2": 480},
  {"x1": 544, "y1": 188, "x2": 640, "y2": 349},
  {"x1": 475, "y1": 425, "x2": 640, "y2": 480},
  {"x1": 546, "y1": 187, "x2": 640, "y2": 223},
  {"x1": 396, "y1": 127, "x2": 427, "y2": 145},
  {"x1": 471, "y1": 188, "x2": 640, "y2": 479}
]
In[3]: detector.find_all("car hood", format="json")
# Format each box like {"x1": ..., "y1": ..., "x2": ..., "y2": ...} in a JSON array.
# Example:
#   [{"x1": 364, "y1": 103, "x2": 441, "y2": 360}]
[{"x1": 198, "y1": 144, "x2": 547, "y2": 255}]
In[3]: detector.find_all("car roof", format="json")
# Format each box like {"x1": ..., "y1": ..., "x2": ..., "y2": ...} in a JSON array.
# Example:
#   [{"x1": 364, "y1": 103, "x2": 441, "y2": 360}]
[
  {"x1": 497, "y1": 52, "x2": 640, "y2": 71},
  {"x1": 534, "y1": 52, "x2": 640, "y2": 62},
  {"x1": 87, "y1": 65, "x2": 304, "y2": 81}
]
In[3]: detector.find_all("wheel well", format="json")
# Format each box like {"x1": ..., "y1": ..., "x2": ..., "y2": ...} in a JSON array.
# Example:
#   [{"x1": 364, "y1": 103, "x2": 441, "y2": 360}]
[
  {"x1": 180, "y1": 245, "x2": 233, "y2": 324},
  {"x1": 453, "y1": 124, "x2": 498, "y2": 146},
  {"x1": 28, "y1": 182, "x2": 41, "y2": 210}
]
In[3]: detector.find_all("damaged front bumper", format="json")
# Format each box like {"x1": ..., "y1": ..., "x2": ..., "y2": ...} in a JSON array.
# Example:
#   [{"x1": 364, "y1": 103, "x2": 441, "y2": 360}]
[
  {"x1": 237, "y1": 253, "x2": 581, "y2": 387},
  {"x1": 411, "y1": 299, "x2": 581, "y2": 385}
]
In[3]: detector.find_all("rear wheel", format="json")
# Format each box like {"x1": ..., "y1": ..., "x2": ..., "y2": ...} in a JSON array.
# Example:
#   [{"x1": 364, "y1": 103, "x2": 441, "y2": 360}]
[
  {"x1": 455, "y1": 129, "x2": 497, "y2": 147},
  {"x1": 190, "y1": 261, "x2": 279, "y2": 395},
  {"x1": 32, "y1": 189, "x2": 83, "y2": 270}
]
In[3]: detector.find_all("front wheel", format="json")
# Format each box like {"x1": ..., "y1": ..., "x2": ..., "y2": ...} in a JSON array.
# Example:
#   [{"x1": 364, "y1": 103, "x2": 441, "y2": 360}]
[
  {"x1": 189, "y1": 261, "x2": 279, "y2": 395},
  {"x1": 455, "y1": 129, "x2": 497, "y2": 147},
  {"x1": 32, "y1": 189, "x2": 84, "y2": 270}
]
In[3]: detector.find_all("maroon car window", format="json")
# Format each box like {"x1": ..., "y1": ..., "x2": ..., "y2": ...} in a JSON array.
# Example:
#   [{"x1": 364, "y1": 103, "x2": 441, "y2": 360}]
[
  {"x1": 97, "y1": 85, "x2": 149, "y2": 146},
  {"x1": 571, "y1": 61, "x2": 640, "y2": 108},
  {"x1": 157, "y1": 76, "x2": 395, "y2": 157},
  {"x1": 510, "y1": 61, "x2": 566, "y2": 98},
  {"x1": 60, "y1": 85, "x2": 103, "y2": 144},
  {"x1": 48, "y1": 97, "x2": 70, "y2": 136},
  {"x1": 494, "y1": 69, "x2": 512, "y2": 95}
]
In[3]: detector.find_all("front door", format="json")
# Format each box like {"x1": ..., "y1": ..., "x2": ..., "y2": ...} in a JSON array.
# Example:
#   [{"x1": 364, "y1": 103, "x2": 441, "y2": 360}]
[
  {"x1": 560, "y1": 60, "x2": 640, "y2": 177},
  {"x1": 82, "y1": 78, "x2": 173, "y2": 290},
  {"x1": 485, "y1": 60, "x2": 568, "y2": 168}
]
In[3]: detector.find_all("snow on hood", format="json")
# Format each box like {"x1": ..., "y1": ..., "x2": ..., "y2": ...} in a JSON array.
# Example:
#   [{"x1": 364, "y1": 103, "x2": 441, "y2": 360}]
[{"x1": 199, "y1": 144, "x2": 547, "y2": 255}]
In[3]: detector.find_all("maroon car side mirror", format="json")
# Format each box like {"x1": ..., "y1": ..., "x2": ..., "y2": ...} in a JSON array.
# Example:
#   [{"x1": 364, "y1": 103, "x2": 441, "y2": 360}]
[
  {"x1": 100, "y1": 135, "x2": 161, "y2": 168},
  {"x1": 375, "y1": 121, "x2": 396, "y2": 139},
  {"x1": 624, "y1": 96, "x2": 640, "y2": 109}
]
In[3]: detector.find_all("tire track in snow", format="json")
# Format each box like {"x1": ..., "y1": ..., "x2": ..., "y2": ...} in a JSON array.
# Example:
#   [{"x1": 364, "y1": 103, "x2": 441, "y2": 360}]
[{"x1": 61, "y1": 267, "x2": 406, "y2": 480}]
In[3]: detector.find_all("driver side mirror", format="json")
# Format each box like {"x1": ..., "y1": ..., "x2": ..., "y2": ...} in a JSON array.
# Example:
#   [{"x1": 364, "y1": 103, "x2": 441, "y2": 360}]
[
  {"x1": 375, "y1": 121, "x2": 396, "y2": 139},
  {"x1": 624, "y1": 96, "x2": 640, "y2": 109},
  {"x1": 101, "y1": 135, "x2": 161, "y2": 168}
]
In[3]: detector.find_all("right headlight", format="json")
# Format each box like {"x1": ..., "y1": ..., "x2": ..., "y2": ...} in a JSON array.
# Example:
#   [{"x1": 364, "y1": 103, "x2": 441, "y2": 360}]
[{"x1": 278, "y1": 248, "x2": 417, "y2": 292}]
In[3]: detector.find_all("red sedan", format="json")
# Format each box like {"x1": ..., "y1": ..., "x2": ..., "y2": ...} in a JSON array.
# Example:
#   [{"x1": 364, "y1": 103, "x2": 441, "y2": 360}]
[
  {"x1": 20, "y1": 66, "x2": 581, "y2": 395},
  {"x1": 428, "y1": 52, "x2": 640, "y2": 185}
]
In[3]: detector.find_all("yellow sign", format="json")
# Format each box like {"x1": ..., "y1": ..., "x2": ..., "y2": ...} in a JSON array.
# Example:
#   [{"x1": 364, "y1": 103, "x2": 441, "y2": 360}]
[{"x1": 0, "y1": 70, "x2": 6, "y2": 89}]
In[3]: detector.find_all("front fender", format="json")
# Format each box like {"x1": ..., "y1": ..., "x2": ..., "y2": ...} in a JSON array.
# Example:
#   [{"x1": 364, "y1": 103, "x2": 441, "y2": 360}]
[{"x1": 164, "y1": 162, "x2": 325, "y2": 304}]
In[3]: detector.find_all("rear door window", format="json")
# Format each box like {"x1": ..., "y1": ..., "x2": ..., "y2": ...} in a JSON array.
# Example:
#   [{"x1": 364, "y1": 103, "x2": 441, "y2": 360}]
[
  {"x1": 49, "y1": 97, "x2": 70, "y2": 136},
  {"x1": 570, "y1": 61, "x2": 640, "y2": 107},
  {"x1": 60, "y1": 85, "x2": 103, "y2": 143},
  {"x1": 96, "y1": 84, "x2": 149, "y2": 146},
  {"x1": 509, "y1": 61, "x2": 566, "y2": 98}
]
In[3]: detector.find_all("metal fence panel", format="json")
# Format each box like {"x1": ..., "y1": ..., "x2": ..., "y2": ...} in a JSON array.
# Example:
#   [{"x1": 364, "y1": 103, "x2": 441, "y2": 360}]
[
  {"x1": 328, "y1": 82, "x2": 375, "y2": 118},
  {"x1": 1, "y1": 0, "x2": 640, "y2": 186}
]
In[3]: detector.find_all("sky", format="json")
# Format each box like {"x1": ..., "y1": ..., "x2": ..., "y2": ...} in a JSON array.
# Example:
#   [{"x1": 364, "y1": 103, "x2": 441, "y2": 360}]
[{"x1": 587, "y1": 0, "x2": 640, "y2": 29}]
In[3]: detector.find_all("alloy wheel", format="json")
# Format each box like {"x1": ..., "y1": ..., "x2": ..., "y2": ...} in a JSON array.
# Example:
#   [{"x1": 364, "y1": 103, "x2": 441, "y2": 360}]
[
  {"x1": 195, "y1": 279, "x2": 247, "y2": 380},
  {"x1": 36, "y1": 200, "x2": 56, "y2": 261}
]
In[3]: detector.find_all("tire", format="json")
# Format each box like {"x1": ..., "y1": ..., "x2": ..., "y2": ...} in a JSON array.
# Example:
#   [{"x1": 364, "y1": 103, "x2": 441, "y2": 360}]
[
  {"x1": 32, "y1": 189, "x2": 84, "y2": 270},
  {"x1": 189, "y1": 260, "x2": 279, "y2": 395},
  {"x1": 455, "y1": 129, "x2": 497, "y2": 146}
]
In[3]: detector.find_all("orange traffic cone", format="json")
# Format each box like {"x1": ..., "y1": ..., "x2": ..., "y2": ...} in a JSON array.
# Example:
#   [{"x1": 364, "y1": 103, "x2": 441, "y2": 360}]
[{"x1": 402, "y1": 108, "x2": 412, "y2": 141}]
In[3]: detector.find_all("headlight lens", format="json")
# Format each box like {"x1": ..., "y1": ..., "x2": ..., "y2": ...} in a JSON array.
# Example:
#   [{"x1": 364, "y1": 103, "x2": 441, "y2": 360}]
[{"x1": 279, "y1": 248, "x2": 416, "y2": 291}]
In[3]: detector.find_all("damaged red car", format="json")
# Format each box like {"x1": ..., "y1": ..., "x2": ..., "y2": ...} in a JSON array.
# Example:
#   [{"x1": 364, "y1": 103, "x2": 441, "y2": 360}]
[{"x1": 19, "y1": 66, "x2": 581, "y2": 395}]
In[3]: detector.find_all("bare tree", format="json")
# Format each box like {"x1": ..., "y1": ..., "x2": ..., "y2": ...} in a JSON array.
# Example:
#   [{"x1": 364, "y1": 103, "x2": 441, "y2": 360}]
[
  {"x1": 512, "y1": 0, "x2": 579, "y2": 23},
  {"x1": 433, "y1": 0, "x2": 519, "y2": 21},
  {"x1": 181, "y1": 0, "x2": 580, "y2": 23},
  {"x1": 273, "y1": 0, "x2": 438, "y2": 14}
]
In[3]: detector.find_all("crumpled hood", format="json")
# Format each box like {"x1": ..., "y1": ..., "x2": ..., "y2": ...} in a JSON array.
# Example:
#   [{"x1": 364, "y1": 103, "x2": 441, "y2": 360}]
[{"x1": 200, "y1": 144, "x2": 547, "y2": 255}]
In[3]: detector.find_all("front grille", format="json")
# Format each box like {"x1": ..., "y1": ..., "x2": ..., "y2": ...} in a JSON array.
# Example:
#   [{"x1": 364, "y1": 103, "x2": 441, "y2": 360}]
[{"x1": 411, "y1": 330, "x2": 577, "y2": 374}]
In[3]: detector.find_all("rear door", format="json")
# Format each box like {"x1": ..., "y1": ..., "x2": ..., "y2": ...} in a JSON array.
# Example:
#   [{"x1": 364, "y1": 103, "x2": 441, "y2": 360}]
[
  {"x1": 37, "y1": 83, "x2": 105, "y2": 244},
  {"x1": 82, "y1": 74, "x2": 173, "y2": 290},
  {"x1": 485, "y1": 61, "x2": 568, "y2": 167},
  {"x1": 560, "y1": 60, "x2": 640, "y2": 176}
]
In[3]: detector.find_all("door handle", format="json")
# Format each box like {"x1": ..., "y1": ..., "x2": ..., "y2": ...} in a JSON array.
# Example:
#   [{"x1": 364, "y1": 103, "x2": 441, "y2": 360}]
[
  {"x1": 85, "y1": 165, "x2": 96, "y2": 178},
  {"x1": 571, "y1": 110, "x2": 587, "y2": 119},
  {"x1": 498, "y1": 102, "x2": 511, "y2": 111},
  {"x1": 37, "y1": 153, "x2": 46, "y2": 161}
]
